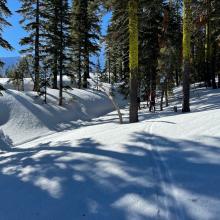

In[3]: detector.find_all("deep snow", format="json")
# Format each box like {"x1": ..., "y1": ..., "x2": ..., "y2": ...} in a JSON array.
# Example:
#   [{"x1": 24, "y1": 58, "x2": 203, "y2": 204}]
[
  {"x1": 0, "y1": 80, "x2": 220, "y2": 220},
  {"x1": 0, "y1": 78, "x2": 126, "y2": 145}
]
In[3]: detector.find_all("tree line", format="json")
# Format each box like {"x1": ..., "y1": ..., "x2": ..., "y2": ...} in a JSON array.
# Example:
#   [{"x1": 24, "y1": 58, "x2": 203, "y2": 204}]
[
  {"x1": 0, "y1": 0, "x2": 220, "y2": 123},
  {"x1": 104, "y1": 0, "x2": 220, "y2": 122}
]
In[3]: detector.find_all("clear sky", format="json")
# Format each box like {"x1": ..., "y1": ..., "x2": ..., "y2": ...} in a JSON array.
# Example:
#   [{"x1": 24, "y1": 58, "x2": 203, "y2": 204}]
[
  {"x1": 0, "y1": 0, "x2": 25, "y2": 57},
  {"x1": 0, "y1": 0, "x2": 111, "y2": 67}
]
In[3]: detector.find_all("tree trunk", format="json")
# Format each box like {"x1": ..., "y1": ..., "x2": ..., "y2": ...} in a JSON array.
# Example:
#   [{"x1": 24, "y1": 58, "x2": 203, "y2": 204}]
[
  {"x1": 52, "y1": 52, "x2": 58, "y2": 89},
  {"x1": 91, "y1": 78, "x2": 123, "y2": 124},
  {"x1": 59, "y1": 0, "x2": 63, "y2": 106},
  {"x1": 52, "y1": 6, "x2": 59, "y2": 90},
  {"x1": 83, "y1": 47, "x2": 90, "y2": 88},
  {"x1": 165, "y1": 81, "x2": 169, "y2": 107},
  {"x1": 211, "y1": 42, "x2": 217, "y2": 89},
  {"x1": 129, "y1": 0, "x2": 139, "y2": 123},
  {"x1": 182, "y1": 60, "x2": 190, "y2": 112},
  {"x1": 108, "y1": 50, "x2": 111, "y2": 84},
  {"x1": 34, "y1": 0, "x2": 40, "y2": 92},
  {"x1": 83, "y1": 0, "x2": 89, "y2": 89},
  {"x1": 160, "y1": 88, "x2": 164, "y2": 111},
  {"x1": 218, "y1": 73, "x2": 220, "y2": 88},
  {"x1": 78, "y1": 47, "x2": 82, "y2": 89},
  {"x1": 182, "y1": 0, "x2": 191, "y2": 113},
  {"x1": 175, "y1": 69, "x2": 179, "y2": 87},
  {"x1": 205, "y1": 0, "x2": 211, "y2": 87}
]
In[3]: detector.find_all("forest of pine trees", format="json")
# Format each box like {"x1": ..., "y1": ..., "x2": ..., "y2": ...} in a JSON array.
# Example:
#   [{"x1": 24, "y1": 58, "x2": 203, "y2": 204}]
[{"x1": 0, "y1": 0, "x2": 220, "y2": 122}]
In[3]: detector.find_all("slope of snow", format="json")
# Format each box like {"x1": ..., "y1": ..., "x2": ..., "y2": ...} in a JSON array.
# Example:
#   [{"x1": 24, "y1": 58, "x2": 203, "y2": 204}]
[
  {"x1": 0, "y1": 78, "x2": 126, "y2": 145},
  {"x1": 0, "y1": 85, "x2": 220, "y2": 220}
]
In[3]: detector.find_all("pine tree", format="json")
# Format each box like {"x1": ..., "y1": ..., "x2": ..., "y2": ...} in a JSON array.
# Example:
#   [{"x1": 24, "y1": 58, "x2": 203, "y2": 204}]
[
  {"x1": 70, "y1": 0, "x2": 101, "y2": 89},
  {"x1": 212, "y1": 0, "x2": 220, "y2": 88},
  {"x1": 8, "y1": 57, "x2": 31, "y2": 91},
  {"x1": 129, "y1": 0, "x2": 139, "y2": 123},
  {"x1": 0, "y1": 0, "x2": 13, "y2": 67},
  {"x1": 70, "y1": 0, "x2": 83, "y2": 89},
  {"x1": 44, "y1": 0, "x2": 60, "y2": 89},
  {"x1": 191, "y1": 0, "x2": 220, "y2": 88},
  {"x1": 18, "y1": 0, "x2": 46, "y2": 92},
  {"x1": 139, "y1": 0, "x2": 163, "y2": 106},
  {"x1": 57, "y1": 0, "x2": 70, "y2": 106},
  {"x1": 95, "y1": 56, "x2": 101, "y2": 90},
  {"x1": 104, "y1": 0, "x2": 129, "y2": 95},
  {"x1": 182, "y1": 0, "x2": 192, "y2": 112}
]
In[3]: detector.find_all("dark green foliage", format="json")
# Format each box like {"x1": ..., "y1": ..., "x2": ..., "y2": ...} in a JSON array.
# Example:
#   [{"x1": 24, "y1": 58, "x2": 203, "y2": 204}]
[
  {"x1": 104, "y1": 0, "x2": 129, "y2": 96},
  {"x1": 7, "y1": 57, "x2": 31, "y2": 91},
  {"x1": 0, "y1": 0, "x2": 13, "y2": 67},
  {"x1": 17, "y1": 0, "x2": 46, "y2": 92},
  {"x1": 70, "y1": 0, "x2": 101, "y2": 89}
]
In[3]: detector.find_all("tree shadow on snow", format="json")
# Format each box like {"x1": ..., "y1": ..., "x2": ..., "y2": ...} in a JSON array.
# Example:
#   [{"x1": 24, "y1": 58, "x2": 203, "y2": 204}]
[
  {"x1": 0, "y1": 136, "x2": 162, "y2": 220},
  {"x1": 0, "y1": 130, "x2": 13, "y2": 151},
  {"x1": 0, "y1": 131, "x2": 220, "y2": 219}
]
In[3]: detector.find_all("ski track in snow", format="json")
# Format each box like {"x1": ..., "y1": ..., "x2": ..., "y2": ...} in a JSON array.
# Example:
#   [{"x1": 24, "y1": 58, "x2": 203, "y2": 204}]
[
  {"x1": 14, "y1": 111, "x2": 185, "y2": 220},
  {"x1": 145, "y1": 119, "x2": 184, "y2": 220},
  {"x1": 1, "y1": 81, "x2": 220, "y2": 220}
]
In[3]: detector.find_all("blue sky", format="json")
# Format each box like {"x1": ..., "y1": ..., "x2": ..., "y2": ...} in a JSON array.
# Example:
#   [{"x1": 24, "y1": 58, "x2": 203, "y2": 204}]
[
  {"x1": 0, "y1": 0, "x2": 24, "y2": 57},
  {"x1": 0, "y1": 0, "x2": 111, "y2": 67}
]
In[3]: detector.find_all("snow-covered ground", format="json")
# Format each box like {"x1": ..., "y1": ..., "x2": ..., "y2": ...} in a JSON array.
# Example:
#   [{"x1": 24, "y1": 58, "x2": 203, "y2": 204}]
[
  {"x1": 0, "y1": 78, "x2": 126, "y2": 145},
  {"x1": 0, "y1": 80, "x2": 220, "y2": 220}
]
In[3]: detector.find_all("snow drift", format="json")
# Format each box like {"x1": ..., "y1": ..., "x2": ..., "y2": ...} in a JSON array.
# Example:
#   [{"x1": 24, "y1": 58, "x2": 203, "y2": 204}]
[{"x1": 0, "y1": 78, "x2": 126, "y2": 145}]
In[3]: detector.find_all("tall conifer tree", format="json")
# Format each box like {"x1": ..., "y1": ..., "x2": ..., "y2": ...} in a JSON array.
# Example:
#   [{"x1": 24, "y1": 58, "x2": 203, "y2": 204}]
[
  {"x1": 129, "y1": 0, "x2": 139, "y2": 123},
  {"x1": 18, "y1": 0, "x2": 46, "y2": 92},
  {"x1": 182, "y1": 0, "x2": 192, "y2": 112},
  {"x1": 0, "y1": 0, "x2": 13, "y2": 67}
]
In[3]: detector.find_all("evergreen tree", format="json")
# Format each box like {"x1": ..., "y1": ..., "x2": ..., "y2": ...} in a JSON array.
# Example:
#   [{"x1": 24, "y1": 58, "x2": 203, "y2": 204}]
[
  {"x1": 139, "y1": 0, "x2": 163, "y2": 105},
  {"x1": 0, "y1": 0, "x2": 13, "y2": 67},
  {"x1": 95, "y1": 56, "x2": 101, "y2": 90},
  {"x1": 182, "y1": 0, "x2": 192, "y2": 112},
  {"x1": 70, "y1": 0, "x2": 101, "y2": 89},
  {"x1": 104, "y1": 0, "x2": 129, "y2": 95},
  {"x1": 7, "y1": 57, "x2": 31, "y2": 91},
  {"x1": 44, "y1": 0, "x2": 60, "y2": 89},
  {"x1": 18, "y1": 0, "x2": 46, "y2": 92},
  {"x1": 129, "y1": 0, "x2": 139, "y2": 123},
  {"x1": 70, "y1": 0, "x2": 83, "y2": 88},
  {"x1": 71, "y1": 0, "x2": 101, "y2": 88},
  {"x1": 57, "y1": 0, "x2": 70, "y2": 106}
]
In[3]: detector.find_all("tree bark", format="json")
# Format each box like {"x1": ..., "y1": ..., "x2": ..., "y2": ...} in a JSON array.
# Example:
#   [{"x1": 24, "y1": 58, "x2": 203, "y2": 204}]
[
  {"x1": 52, "y1": 52, "x2": 58, "y2": 89},
  {"x1": 52, "y1": 6, "x2": 59, "y2": 90},
  {"x1": 129, "y1": 0, "x2": 139, "y2": 123},
  {"x1": 160, "y1": 88, "x2": 164, "y2": 111},
  {"x1": 165, "y1": 81, "x2": 169, "y2": 107},
  {"x1": 211, "y1": 42, "x2": 217, "y2": 89},
  {"x1": 59, "y1": 0, "x2": 63, "y2": 106},
  {"x1": 205, "y1": 0, "x2": 212, "y2": 87},
  {"x1": 82, "y1": 0, "x2": 89, "y2": 89},
  {"x1": 175, "y1": 69, "x2": 179, "y2": 87},
  {"x1": 182, "y1": 60, "x2": 190, "y2": 112},
  {"x1": 34, "y1": 0, "x2": 40, "y2": 92},
  {"x1": 182, "y1": 0, "x2": 191, "y2": 112}
]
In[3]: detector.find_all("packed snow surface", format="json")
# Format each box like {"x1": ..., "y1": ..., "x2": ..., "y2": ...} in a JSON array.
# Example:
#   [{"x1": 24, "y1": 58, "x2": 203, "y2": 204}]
[{"x1": 0, "y1": 80, "x2": 220, "y2": 220}]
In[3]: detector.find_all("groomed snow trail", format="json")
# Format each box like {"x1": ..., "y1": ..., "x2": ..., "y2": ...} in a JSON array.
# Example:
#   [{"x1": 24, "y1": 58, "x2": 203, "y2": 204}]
[
  {"x1": 145, "y1": 120, "x2": 184, "y2": 220},
  {"x1": 0, "y1": 86, "x2": 220, "y2": 220}
]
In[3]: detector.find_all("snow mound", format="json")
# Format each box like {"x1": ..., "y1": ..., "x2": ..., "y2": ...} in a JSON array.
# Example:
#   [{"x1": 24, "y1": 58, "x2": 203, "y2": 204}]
[{"x1": 0, "y1": 79, "x2": 126, "y2": 145}]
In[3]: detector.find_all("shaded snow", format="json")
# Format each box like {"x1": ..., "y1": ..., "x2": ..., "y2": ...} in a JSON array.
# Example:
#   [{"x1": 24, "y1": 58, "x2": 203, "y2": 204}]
[
  {"x1": 0, "y1": 78, "x2": 126, "y2": 145},
  {"x1": 0, "y1": 82, "x2": 220, "y2": 220}
]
